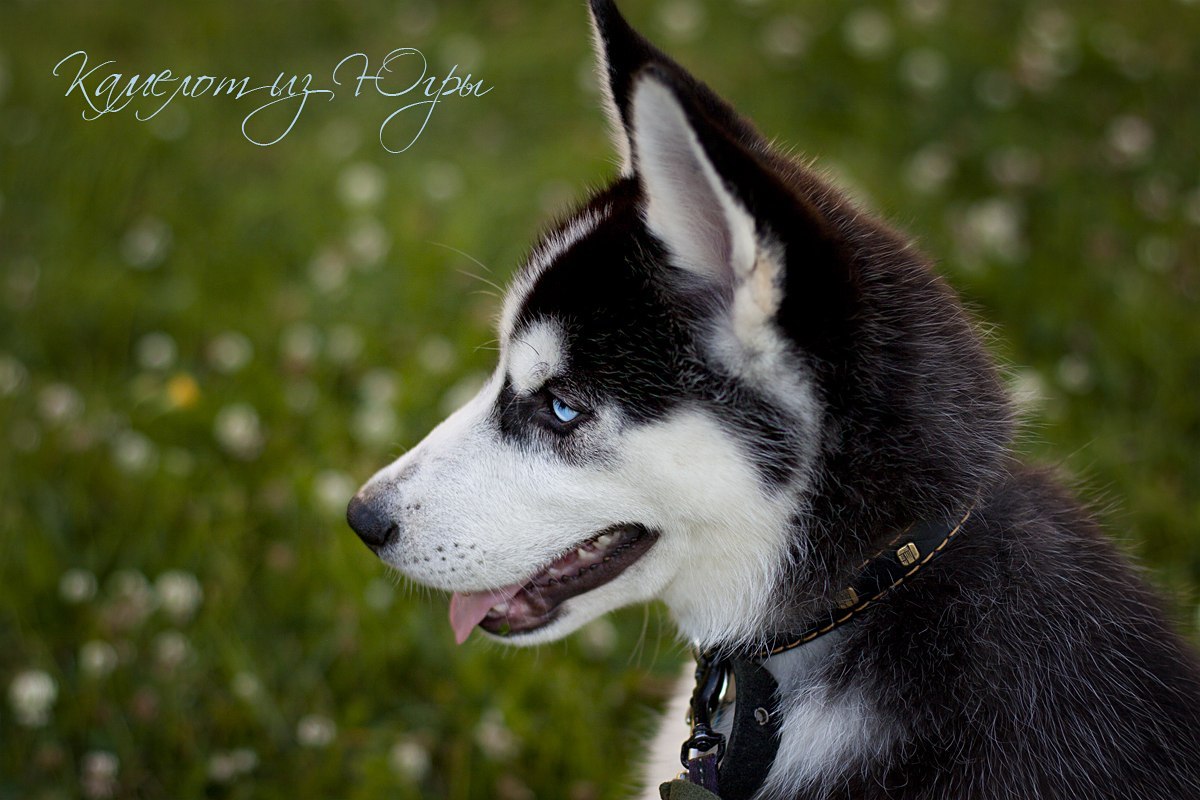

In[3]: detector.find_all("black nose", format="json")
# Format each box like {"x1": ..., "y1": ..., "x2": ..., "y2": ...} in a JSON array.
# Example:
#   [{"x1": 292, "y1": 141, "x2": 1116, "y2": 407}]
[{"x1": 346, "y1": 493, "x2": 398, "y2": 551}]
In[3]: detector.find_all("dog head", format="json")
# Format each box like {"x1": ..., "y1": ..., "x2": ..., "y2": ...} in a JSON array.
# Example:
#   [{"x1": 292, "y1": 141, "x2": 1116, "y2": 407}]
[{"x1": 347, "y1": 0, "x2": 1010, "y2": 649}]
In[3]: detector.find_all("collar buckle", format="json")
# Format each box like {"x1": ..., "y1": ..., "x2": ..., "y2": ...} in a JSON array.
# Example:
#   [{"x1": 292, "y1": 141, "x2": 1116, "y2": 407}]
[{"x1": 680, "y1": 649, "x2": 729, "y2": 768}]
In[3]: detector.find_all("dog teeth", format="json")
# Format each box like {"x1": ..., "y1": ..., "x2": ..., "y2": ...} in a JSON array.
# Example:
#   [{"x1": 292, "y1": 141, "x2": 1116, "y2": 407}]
[
  {"x1": 595, "y1": 533, "x2": 616, "y2": 549},
  {"x1": 579, "y1": 549, "x2": 603, "y2": 565},
  {"x1": 490, "y1": 602, "x2": 509, "y2": 616}
]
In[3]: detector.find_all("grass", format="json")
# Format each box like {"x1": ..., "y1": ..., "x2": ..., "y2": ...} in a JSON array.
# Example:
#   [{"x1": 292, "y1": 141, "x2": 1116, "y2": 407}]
[{"x1": 1, "y1": 0, "x2": 1198, "y2": 797}]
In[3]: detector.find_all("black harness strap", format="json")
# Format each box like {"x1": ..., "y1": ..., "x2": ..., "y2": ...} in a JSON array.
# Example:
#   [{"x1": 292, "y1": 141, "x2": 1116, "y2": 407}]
[
  {"x1": 673, "y1": 506, "x2": 974, "y2": 800},
  {"x1": 717, "y1": 658, "x2": 781, "y2": 799}
]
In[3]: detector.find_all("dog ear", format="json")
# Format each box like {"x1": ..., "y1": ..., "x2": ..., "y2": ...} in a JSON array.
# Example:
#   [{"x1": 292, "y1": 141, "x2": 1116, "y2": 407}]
[
  {"x1": 588, "y1": 0, "x2": 763, "y2": 175},
  {"x1": 629, "y1": 67, "x2": 760, "y2": 291}
]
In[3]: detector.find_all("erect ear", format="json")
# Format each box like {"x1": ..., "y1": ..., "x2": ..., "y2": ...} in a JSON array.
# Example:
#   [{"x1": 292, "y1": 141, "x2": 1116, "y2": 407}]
[
  {"x1": 629, "y1": 68, "x2": 759, "y2": 291},
  {"x1": 588, "y1": 0, "x2": 765, "y2": 175}
]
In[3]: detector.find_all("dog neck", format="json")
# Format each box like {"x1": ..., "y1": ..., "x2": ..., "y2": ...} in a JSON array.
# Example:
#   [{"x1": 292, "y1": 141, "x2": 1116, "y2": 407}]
[{"x1": 677, "y1": 508, "x2": 972, "y2": 798}]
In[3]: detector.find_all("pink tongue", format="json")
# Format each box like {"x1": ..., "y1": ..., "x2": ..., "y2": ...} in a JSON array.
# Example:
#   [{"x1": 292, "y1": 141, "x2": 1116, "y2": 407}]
[{"x1": 448, "y1": 583, "x2": 524, "y2": 644}]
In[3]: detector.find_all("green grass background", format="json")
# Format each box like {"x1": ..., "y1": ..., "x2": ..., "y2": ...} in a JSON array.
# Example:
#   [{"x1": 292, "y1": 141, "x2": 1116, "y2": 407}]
[{"x1": 2, "y1": 0, "x2": 1198, "y2": 797}]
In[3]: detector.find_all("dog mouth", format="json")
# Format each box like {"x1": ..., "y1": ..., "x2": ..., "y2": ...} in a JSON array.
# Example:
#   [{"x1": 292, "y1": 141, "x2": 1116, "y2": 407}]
[{"x1": 448, "y1": 523, "x2": 658, "y2": 642}]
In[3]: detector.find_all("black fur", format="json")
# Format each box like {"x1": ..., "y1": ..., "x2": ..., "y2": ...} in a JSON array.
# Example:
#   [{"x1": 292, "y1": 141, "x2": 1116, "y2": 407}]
[{"x1": 502, "y1": 2, "x2": 1200, "y2": 796}]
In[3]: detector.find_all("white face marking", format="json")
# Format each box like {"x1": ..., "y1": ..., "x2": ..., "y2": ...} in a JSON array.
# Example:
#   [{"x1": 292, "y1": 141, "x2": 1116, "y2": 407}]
[
  {"x1": 355, "y1": 344, "x2": 803, "y2": 646},
  {"x1": 508, "y1": 319, "x2": 567, "y2": 395}
]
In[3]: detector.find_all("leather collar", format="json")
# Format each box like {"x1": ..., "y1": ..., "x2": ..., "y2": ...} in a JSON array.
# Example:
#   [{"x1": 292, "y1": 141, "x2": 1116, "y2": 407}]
[{"x1": 676, "y1": 506, "x2": 974, "y2": 799}]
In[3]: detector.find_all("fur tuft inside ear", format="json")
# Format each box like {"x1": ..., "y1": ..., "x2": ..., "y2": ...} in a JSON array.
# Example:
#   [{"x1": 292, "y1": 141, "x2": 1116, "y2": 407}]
[{"x1": 630, "y1": 71, "x2": 757, "y2": 288}]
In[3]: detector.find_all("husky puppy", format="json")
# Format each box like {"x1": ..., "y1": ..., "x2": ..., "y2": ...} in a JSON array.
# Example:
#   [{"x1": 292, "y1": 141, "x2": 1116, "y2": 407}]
[{"x1": 347, "y1": 2, "x2": 1200, "y2": 797}]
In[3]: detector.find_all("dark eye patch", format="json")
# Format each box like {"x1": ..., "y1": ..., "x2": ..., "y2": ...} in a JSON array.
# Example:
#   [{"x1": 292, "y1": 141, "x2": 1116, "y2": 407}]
[{"x1": 495, "y1": 377, "x2": 591, "y2": 444}]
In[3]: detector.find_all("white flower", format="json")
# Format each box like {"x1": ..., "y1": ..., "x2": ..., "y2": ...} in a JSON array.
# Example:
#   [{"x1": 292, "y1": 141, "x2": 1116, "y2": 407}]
[
  {"x1": 474, "y1": 708, "x2": 517, "y2": 761},
  {"x1": 81, "y1": 750, "x2": 119, "y2": 799},
  {"x1": 961, "y1": 197, "x2": 1025, "y2": 264},
  {"x1": 353, "y1": 405, "x2": 398, "y2": 447},
  {"x1": 418, "y1": 336, "x2": 457, "y2": 375},
  {"x1": 296, "y1": 714, "x2": 337, "y2": 748},
  {"x1": 319, "y1": 117, "x2": 362, "y2": 159},
  {"x1": 105, "y1": 569, "x2": 157, "y2": 630},
  {"x1": 111, "y1": 430, "x2": 158, "y2": 475},
  {"x1": 975, "y1": 70, "x2": 1017, "y2": 110},
  {"x1": 207, "y1": 331, "x2": 253, "y2": 374},
  {"x1": 389, "y1": 738, "x2": 431, "y2": 781},
  {"x1": 1138, "y1": 236, "x2": 1177, "y2": 273},
  {"x1": 843, "y1": 8, "x2": 893, "y2": 60},
  {"x1": 135, "y1": 332, "x2": 177, "y2": 371},
  {"x1": 337, "y1": 162, "x2": 385, "y2": 209},
  {"x1": 214, "y1": 403, "x2": 265, "y2": 460},
  {"x1": 327, "y1": 325, "x2": 364, "y2": 365},
  {"x1": 38, "y1": 383, "x2": 83, "y2": 425},
  {"x1": 154, "y1": 631, "x2": 191, "y2": 671},
  {"x1": 762, "y1": 16, "x2": 809, "y2": 61},
  {"x1": 987, "y1": 147, "x2": 1042, "y2": 188},
  {"x1": 900, "y1": 48, "x2": 948, "y2": 93},
  {"x1": 346, "y1": 217, "x2": 390, "y2": 267},
  {"x1": 281, "y1": 322, "x2": 322, "y2": 367},
  {"x1": 905, "y1": 145, "x2": 955, "y2": 194},
  {"x1": 902, "y1": 0, "x2": 947, "y2": 25},
  {"x1": 121, "y1": 216, "x2": 172, "y2": 269},
  {"x1": 359, "y1": 369, "x2": 400, "y2": 406},
  {"x1": 1107, "y1": 115, "x2": 1154, "y2": 165},
  {"x1": 207, "y1": 753, "x2": 238, "y2": 784},
  {"x1": 309, "y1": 248, "x2": 350, "y2": 294},
  {"x1": 1010, "y1": 368, "x2": 1048, "y2": 412},
  {"x1": 658, "y1": 0, "x2": 706, "y2": 42},
  {"x1": 579, "y1": 617, "x2": 618, "y2": 659},
  {"x1": 1056, "y1": 354, "x2": 1093, "y2": 394},
  {"x1": 422, "y1": 162, "x2": 464, "y2": 203},
  {"x1": 1184, "y1": 187, "x2": 1200, "y2": 226},
  {"x1": 439, "y1": 33, "x2": 484, "y2": 70},
  {"x1": 80, "y1": 641, "x2": 119, "y2": 679},
  {"x1": 0, "y1": 352, "x2": 29, "y2": 396},
  {"x1": 231, "y1": 671, "x2": 262, "y2": 701},
  {"x1": 8, "y1": 669, "x2": 57, "y2": 727},
  {"x1": 313, "y1": 470, "x2": 356, "y2": 517},
  {"x1": 155, "y1": 570, "x2": 204, "y2": 623},
  {"x1": 59, "y1": 568, "x2": 98, "y2": 604},
  {"x1": 208, "y1": 748, "x2": 258, "y2": 783}
]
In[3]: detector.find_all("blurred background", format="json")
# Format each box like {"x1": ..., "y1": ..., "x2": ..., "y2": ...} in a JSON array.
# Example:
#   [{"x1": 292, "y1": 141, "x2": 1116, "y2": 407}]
[{"x1": 2, "y1": 0, "x2": 1198, "y2": 797}]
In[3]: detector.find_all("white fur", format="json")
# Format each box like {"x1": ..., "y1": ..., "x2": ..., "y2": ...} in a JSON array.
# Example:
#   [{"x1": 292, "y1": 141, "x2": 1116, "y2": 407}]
[
  {"x1": 761, "y1": 634, "x2": 897, "y2": 796},
  {"x1": 763, "y1": 687, "x2": 896, "y2": 796},
  {"x1": 508, "y1": 318, "x2": 567, "y2": 394},
  {"x1": 587, "y1": 4, "x2": 634, "y2": 175},
  {"x1": 631, "y1": 76, "x2": 757, "y2": 286},
  {"x1": 357, "y1": 357, "x2": 797, "y2": 645}
]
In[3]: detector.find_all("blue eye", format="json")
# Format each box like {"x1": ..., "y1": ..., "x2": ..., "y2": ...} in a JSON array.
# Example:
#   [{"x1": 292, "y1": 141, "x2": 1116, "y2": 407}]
[{"x1": 551, "y1": 397, "x2": 581, "y2": 423}]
